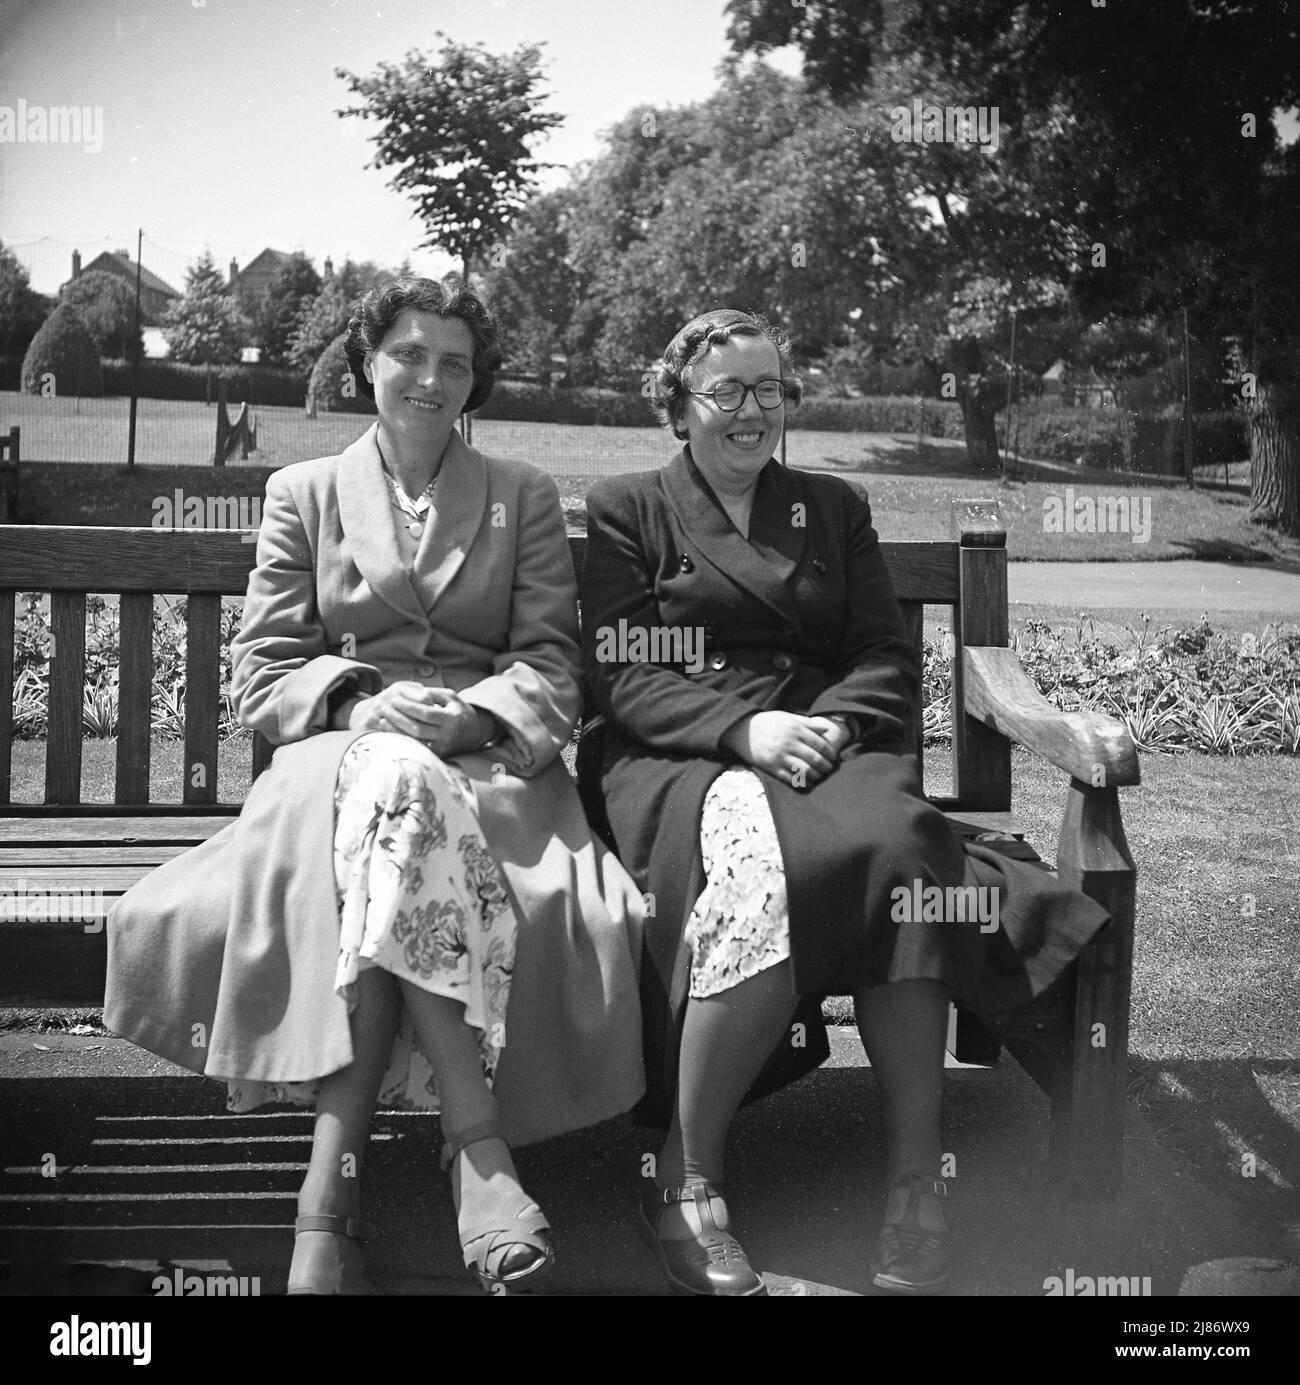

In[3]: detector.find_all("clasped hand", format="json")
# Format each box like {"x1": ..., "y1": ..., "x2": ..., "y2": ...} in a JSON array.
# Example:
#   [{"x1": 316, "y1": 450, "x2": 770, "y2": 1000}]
[
  {"x1": 721, "y1": 711, "x2": 852, "y2": 789},
  {"x1": 348, "y1": 682, "x2": 494, "y2": 757}
]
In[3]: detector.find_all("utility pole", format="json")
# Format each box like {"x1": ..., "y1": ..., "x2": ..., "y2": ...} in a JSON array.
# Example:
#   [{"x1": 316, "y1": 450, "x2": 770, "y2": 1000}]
[{"x1": 126, "y1": 229, "x2": 143, "y2": 470}]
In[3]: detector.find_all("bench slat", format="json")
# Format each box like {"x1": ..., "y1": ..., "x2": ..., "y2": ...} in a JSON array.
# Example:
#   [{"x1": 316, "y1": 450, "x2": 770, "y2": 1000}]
[
  {"x1": 116, "y1": 593, "x2": 154, "y2": 802},
  {"x1": 45, "y1": 593, "x2": 86, "y2": 804},
  {"x1": 183, "y1": 596, "x2": 222, "y2": 806},
  {"x1": 0, "y1": 845, "x2": 207, "y2": 866},
  {"x1": 0, "y1": 589, "x2": 12, "y2": 806},
  {"x1": 0, "y1": 815, "x2": 234, "y2": 845},
  {"x1": 0, "y1": 527, "x2": 257, "y2": 593}
]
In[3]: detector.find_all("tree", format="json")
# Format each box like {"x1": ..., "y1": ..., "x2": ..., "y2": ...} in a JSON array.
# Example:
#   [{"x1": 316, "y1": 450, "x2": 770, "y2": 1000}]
[
  {"x1": 336, "y1": 35, "x2": 564, "y2": 284},
  {"x1": 287, "y1": 258, "x2": 395, "y2": 375},
  {"x1": 253, "y1": 251, "x2": 321, "y2": 369},
  {"x1": 60, "y1": 269, "x2": 142, "y2": 359},
  {"x1": 162, "y1": 252, "x2": 250, "y2": 386},
  {"x1": 308, "y1": 331, "x2": 376, "y2": 414},
  {"x1": 0, "y1": 240, "x2": 49, "y2": 358},
  {"x1": 21, "y1": 303, "x2": 103, "y2": 397},
  {"x1": 726, "y1": 0, "x2": 1300, "y2": 526}
]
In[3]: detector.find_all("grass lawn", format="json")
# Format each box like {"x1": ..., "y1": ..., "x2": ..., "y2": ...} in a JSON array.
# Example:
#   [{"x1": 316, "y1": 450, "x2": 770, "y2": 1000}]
[
  {"x1": 6, "y1": 731, "x2": 1297, "y2": 1235},
  {"x1": 8, "y1": 390, "x2": 1297, "y2": 564}
]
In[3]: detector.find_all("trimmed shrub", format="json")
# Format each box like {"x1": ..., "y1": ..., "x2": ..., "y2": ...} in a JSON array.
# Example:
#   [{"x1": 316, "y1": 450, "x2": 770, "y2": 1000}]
[
  {"x1": 20, "y1": 303, "x2": 103, "y2": 398},
  {"x1": 792, "y1": 394, "x2": 964, "y2": 436},
  {"x1": 308, "y1": 332, "x2": 376, "y2": 415},
  {"x1": 100, "y1": 357, "x2": 306, "y2": 406},
  {"x1": 475, "y1": 380, "x2": 656, "y2": 427}
]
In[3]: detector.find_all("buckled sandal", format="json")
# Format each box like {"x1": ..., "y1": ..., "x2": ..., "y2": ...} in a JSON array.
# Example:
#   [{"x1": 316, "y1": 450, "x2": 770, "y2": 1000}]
[
  {"x1": 441, "y1": 1120, "x2": 554, "y2": 1296},
  {"x1": 870, "y1": 1173, "x2": 951, "y2": 1294},
  {"x1": 639, "y1": 1182, "x2": 767, "y2": 1296},
  {"x1": 286, "y1": 1214, "x2": 376, "y2": 1295}
]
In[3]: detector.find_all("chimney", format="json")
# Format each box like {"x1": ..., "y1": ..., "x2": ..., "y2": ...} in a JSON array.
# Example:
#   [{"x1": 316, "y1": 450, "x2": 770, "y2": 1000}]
[
  {"x1": 229, "y1": 258, "x2": 239, "y2": 285},
  {"x1": 71, "y1": 249, "x2": 82, "y2": 278},
  {"x1": 324, "y1": 255, "x2": 334, "y2": 280},
  {"x1": 115, "y1": 248, "x2": 132, "y2": 262}
]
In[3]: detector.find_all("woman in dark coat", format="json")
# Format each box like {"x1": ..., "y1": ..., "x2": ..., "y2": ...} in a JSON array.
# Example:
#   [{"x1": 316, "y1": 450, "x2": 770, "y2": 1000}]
[
  {"x1": 580, "y1": 308, "x2": 1107, "y2": 1296},
  {"x1": 105, "y1": 279, "x2": 644, "y2": 1295}
]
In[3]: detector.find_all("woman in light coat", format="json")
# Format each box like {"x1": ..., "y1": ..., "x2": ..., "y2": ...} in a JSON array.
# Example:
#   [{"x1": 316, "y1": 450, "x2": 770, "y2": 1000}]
[{"x1": 105, "y1": 278, "x2": 644, "y2": 1295}]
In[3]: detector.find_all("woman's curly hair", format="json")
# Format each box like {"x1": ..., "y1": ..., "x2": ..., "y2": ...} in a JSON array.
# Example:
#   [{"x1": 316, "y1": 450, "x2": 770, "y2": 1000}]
[
  {"x1": 649, "y1": 308, "x2": 803, "y2": 439},
  {"x1": 345, "y1": 276, "x2": 504, "y2": 414}
]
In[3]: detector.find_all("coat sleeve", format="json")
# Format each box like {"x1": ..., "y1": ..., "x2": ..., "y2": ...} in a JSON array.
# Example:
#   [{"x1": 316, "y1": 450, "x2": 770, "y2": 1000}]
[
  {"x1": 230, "y1": 469, "x2": 383, "y2": 745},
  {"x1": 807, "y1": 482, "x2": 919, "y2": 747},
  {"x1": 581, "y1": 480, "x2": 758, "y2": 754},
  {"x1": 455, "y1": 466, "x2": 582, "y2": 777}
]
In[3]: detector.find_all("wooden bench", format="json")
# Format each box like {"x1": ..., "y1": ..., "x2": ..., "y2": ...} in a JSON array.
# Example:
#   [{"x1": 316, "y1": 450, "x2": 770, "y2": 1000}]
[{"x1": 0, "y1": 507, "x2": 1138, "y2": 1197}]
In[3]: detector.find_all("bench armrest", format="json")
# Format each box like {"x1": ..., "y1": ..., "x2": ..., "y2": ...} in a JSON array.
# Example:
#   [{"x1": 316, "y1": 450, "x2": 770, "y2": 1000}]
[{"x1": 963, "y1": 646, "x2": 1140, "y2": 787}]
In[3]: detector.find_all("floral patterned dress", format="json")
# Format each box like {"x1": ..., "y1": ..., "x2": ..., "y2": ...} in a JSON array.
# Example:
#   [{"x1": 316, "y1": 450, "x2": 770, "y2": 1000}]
[
  {"x1": 225, "y1": 735, "x2": 516, "y2": 1115},
  {"x1": 684, "y1": 768, "x2": 791, "y2": 997}
]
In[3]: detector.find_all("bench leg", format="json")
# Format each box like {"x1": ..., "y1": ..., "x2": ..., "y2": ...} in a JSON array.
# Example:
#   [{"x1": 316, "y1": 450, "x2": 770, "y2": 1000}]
[{"x1": 1051, "y1": 781, "x2": 1136, "y2": 1198}]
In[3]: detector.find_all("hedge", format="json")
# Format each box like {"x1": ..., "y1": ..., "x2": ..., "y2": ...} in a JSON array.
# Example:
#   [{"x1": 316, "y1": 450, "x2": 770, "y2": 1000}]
[{"x1": 97, "y1": 358, "x2": 308, "y2": 407}]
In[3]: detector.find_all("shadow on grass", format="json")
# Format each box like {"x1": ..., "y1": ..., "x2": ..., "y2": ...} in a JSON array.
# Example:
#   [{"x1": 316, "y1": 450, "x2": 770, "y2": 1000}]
[
  {"x1": 1129, "y1": 1056, "x2": 1300, "y2": 1238},
  {"x1": 1169, "y1": 534, "x2": 1300, "y2": 576}
]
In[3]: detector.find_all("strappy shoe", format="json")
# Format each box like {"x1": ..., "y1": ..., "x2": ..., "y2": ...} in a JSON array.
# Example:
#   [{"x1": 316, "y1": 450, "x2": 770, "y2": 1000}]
[
  {"x1": 441, "y1": 1120, "x2": 554, "y2": 1295},
  {"x1": 639, "y1": 1182, "x2": 767, "y2": 1296},
  {"x1": 286, "y1": 1214, "x2": 375, "y2": 1295},
  {"x1": 870, "y1": 1173, "x2": 951, "y2": 1294}
]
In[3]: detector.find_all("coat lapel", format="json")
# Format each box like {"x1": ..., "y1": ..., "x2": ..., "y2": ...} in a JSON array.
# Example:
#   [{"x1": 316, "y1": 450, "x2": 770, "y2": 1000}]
[
  {"x1": 662, "y1": 448, "x2": 808, "y2": 624},
  {"x1": 335, "y1": 423, "x2": 487, "y2": 625}
]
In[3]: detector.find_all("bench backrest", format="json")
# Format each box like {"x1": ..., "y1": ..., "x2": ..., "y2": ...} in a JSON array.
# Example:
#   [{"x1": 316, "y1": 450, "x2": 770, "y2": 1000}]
[{"x1": 0, "y1": 512, "x2": 1009, "y2": 814}]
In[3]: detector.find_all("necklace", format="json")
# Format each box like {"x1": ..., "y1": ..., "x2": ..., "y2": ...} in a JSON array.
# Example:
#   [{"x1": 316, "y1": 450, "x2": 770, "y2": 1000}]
[{"x1": 378, "y1": 442, "x2": 439, "y2": 539}]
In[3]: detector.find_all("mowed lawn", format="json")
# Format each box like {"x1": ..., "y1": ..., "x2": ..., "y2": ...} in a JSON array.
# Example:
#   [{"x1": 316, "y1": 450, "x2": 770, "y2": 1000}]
[{"x1": 6, "y1": 390, "x2": 1295, "y2": 561}]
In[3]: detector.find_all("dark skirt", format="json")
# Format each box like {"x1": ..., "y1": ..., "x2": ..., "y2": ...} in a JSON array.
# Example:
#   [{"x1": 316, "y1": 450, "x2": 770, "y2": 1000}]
[{"x1": 584, "y1": 729, "x2": 1109, "y2": 1128}]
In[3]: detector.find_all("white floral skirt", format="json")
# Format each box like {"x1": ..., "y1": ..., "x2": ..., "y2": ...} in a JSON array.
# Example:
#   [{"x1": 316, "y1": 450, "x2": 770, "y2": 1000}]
[
  {"x1": 684, "y1": 769, "x2": 792, "y2": 998},
  {"x1": 226, "y1": 733, "x2": 516, "y2": 1113}
]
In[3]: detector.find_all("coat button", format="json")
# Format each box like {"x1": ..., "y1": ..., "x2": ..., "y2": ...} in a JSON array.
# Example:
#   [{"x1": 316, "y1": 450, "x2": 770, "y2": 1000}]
[
  {"x1": 709, "y1": 652, "x2": 728, "y2": 670},
  {"x1": 772, "y1": 653, "x2": 794, "y2": 672},
  {"x1": 680, "y1": 553, "x2": 693, "y2": 572},
  {"x1": 812, "y1": 556, "x2": 827, "y2": 574},
  {"x1": 416, "y1": 664, "x2": 437, "y2": 677}
]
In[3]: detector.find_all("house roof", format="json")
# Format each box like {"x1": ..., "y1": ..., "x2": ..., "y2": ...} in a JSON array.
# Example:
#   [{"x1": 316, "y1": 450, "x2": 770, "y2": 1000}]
[
  {"x1": 80, "y1": 251, "x2": 179, "y2": 299},
  {"x1": 230, "y1": 248, "x2": 294, "y2": 289}
]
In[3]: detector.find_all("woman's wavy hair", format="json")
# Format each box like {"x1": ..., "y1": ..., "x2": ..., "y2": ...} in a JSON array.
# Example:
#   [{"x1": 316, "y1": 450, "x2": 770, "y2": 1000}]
[
  {"x1": 345, "y1": 276, "x2": 503, "y2": 414},
  {"x1": 649, "y1": 308, "x2": 803, "y2": 439}
]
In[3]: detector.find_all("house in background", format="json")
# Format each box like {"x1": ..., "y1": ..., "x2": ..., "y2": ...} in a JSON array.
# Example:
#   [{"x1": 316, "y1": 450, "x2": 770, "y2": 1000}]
[
  {"x1": 61, "y1": 249, "x2": 181, "y2": 359},
  {"x1": 227, "y1": 249, "x2": 293, "y2": 312},
  {"x1": 1040, "y1": 359, "x2": 1116, "y2": 409},
  {"x1": 63, "y1": 249, "x2": 180, "y2": 325}
]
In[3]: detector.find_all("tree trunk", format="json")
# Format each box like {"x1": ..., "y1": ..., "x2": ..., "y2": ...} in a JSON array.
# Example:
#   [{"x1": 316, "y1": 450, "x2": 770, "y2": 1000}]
[
  {"x1": 959, "y1": 391, "x2": 1002, "y2": 473},
  {"x1": 1247, "y1": 366, "x2": 1300, "y2": 537},
  {"x1": 951, "y1": 336, "x2": 1004, "y2": 473}
]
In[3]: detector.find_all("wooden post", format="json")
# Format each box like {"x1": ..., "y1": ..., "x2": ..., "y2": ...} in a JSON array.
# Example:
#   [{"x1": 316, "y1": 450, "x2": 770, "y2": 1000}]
[
  {"x1": 213, "y1": 378, "x2": 228, "y2": 467},
  {"x1": 951, "y1": 499, "x2": 1010, "y2": 811},
  {"x1": 127, "y1": 229, "x2": 143, "y2": 471},
  {"x1": 1052, "y1": 780, "x2": 1136, "y2": 1197},
  {"x1": 1183, "y1": 306, "x2": 1195, "y2": 488}
]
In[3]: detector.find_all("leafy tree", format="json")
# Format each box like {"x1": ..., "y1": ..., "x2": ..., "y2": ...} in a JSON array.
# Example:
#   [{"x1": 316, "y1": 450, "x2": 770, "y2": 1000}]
[
  {"x1": 162, "y1": 252, "x2": 250, "y2": 381},
  {"x1": 253, "y1": 251, "x2": 322, "y2": 369},
  {"x1": 0, "y1": 240, "x2": 49, "y2": 358},
  {"x1": 21, "y1": 303, "x2": 103, "y2": 397},
  {"x1": 308, "y1": 331, "x2": 376, "y2": 414},
  {"x1": 726, "y1": 0, "x2": 1300, "y2": 524},
  {"x1": 60, "y1": 269, "x2": 142, "y2": 359},
  {"x1": 336, "y1": 35, "x2": 564, "y2": 284},
  {"x1": 288, "y1": 258, "x2": 396, "y2": 374}
]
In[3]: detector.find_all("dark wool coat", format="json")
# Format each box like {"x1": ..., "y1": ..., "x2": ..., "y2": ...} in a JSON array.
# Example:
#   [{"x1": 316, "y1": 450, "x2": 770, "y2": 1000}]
[
  {"x1": 579, "y1": 449, "x2": 1109, "y2": 1126},
  {"x1": 105, "y1": 425, "x2": 645, "y2": 1146}
]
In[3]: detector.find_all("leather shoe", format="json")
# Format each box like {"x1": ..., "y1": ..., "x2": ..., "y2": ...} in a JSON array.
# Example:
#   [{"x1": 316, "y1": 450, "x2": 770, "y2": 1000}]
[
  {"x1": 639, "y1": 1182, "x2": 767, "y2": 1296},
  {"x1": 870, "y1": 1173, "x2": 951, "y2": 1294}
]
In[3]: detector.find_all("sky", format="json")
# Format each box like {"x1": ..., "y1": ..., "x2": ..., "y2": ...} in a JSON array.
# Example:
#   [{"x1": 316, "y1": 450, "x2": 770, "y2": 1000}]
[{"x1": 0, "y1": 0, "x2": 800, "y2": 295}]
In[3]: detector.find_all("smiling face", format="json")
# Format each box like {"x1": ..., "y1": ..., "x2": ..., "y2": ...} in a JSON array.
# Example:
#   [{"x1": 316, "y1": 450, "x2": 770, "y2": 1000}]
[
  {"x1": 679, "y1": 334, "x2": 786, "y2": 493},
  {"x1": 364, "y1": 308, "x2": 476, "y2": 451}
]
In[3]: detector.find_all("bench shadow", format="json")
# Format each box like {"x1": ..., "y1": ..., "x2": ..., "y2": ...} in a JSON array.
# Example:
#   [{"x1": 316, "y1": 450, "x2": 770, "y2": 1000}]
[{"x1": 2, "y1": 1053, "x2": 1293, "y2": 1296}]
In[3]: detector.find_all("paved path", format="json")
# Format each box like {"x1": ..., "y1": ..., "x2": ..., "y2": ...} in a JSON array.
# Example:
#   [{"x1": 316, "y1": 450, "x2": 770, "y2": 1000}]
[
  {"x1": 1009, "y1": 560, "x2": 1300, "y2": 614},
  {"x1": 2, "y1": 1031, "x2": 1295, "y2": 1303}
]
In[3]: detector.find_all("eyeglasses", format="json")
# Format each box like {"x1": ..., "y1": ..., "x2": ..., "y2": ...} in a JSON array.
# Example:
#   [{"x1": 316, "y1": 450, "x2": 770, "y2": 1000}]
[{"x1": 687, "y1": 379, "x2": 788, "y2": 411}]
